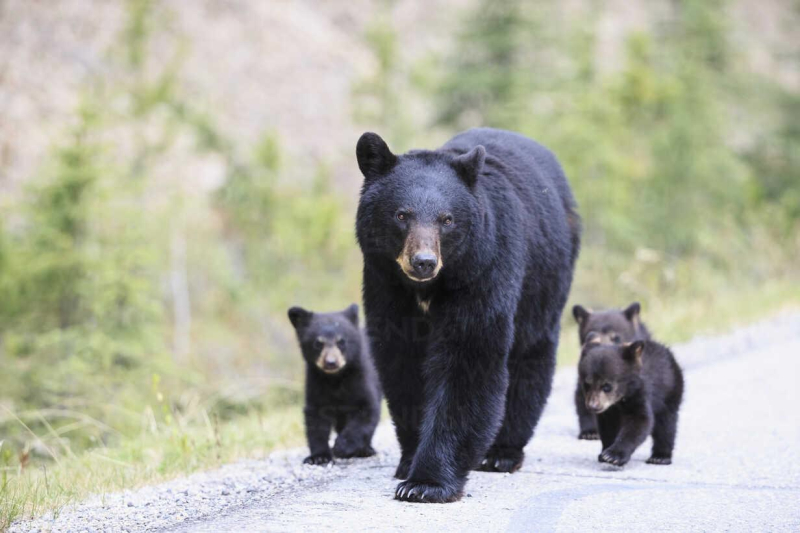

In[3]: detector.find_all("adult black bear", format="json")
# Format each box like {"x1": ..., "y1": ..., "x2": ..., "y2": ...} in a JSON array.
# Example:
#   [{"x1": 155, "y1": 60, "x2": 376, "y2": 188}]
[
  {"x1": 288, "y1": 304, "x2": 381, "y2": 466},
  {"x1": 579, "y1": 339, "x2": 684, "y2": 466},
  {"x1": 355, "y1": 128, "x2": 580, "y2": 502},
  {"x1": 571, "y1": 302, "x2": 651, "y2": 440}
]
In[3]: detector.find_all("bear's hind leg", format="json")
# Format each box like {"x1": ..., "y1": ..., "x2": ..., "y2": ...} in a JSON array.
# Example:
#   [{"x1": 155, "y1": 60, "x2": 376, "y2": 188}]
[
  {"x1": 647, "y1": 409, "x2": 678, "y2": 465},
  {"x1": 477, "y1": 335, "x2": 557, "y2": 473}
]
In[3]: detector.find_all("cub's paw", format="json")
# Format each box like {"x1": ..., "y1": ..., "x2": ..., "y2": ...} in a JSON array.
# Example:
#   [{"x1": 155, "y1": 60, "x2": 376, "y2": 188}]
[
  {"x1": 647, "y1": 455, "x2": 672, "y2": 465},
  {"x1": 476, "y1": 447, "x2": 524, "y2": 473},
  {"x1": 303, "y1": 452, "x2": 333, "y2": 466},
  {"x1": 598, "y1": 448, "x2": 630, "y2": 467},
  {"x1": 333, "y1": 441, "x2": 376, "y2": 459},
  {"x1": 578, "y1": 430, "x2": 599, "y2": 441},
  {"x1": 353, "y1": 445, "x2": 377, "y2": 458},
  {"x1": 394, "y1": 480, "x2": 462, "y2": 503},
  {"x1": 394, "y1": 456, "x2": 413, "y2": 479}
]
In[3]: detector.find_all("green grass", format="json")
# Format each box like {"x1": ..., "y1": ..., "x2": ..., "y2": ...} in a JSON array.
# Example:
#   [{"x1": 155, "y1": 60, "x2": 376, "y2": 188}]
[
  {"x1": 2, "y1": 278, "x2": 798, "y2": 530},
  {"x1": 0, "y1": 408, "x2": 303, "y2": 531}
]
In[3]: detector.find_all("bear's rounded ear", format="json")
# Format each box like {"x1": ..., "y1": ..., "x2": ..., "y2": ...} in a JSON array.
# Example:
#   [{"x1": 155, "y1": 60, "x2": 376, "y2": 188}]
[
  {"x1": 288, "y1": 306, "x2": 313, "y2": 330},
  {"x1": 623, "y1": 302, "x2": 641, "y2": 322},
  {"x1": 584, "y1": 331, "x2": 602, "y2": 345},
  {"x1": 572, "y1": 305, "x2": 590, "y2": 325},
  {"x1": 356, "y1": 132, "x2": 397, "y2": 183},
  {"x1": 580, "y1": 334, "x2": 601, "y2": 357},
  {"x1": 622, "y1": 341, "x2": 645, "y2": 368},
  {"x1": 451, "y1": 145, "x2": 486, "y2": 187},
  {"x1": 344, "y1": 303, "x2": 359, "y2": 326}
]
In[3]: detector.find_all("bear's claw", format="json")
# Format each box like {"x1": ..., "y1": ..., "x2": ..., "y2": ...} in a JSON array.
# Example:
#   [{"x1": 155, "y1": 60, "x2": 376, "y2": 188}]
[
  {"x1": 578, "y1": 430, "x2": 599, "y2": 440},
  {"x1": 599, "y1": 448, "x2": 630, "y2": 466},
  {"x1": 394, "y1": 480, "x2": 461, "y2": 503},
  {"x1": 646, "y1": 455, "x2": 672, "y2": 465},
  {"x1": 303, "y1": 453, "x2": 333, "y2": 466}
]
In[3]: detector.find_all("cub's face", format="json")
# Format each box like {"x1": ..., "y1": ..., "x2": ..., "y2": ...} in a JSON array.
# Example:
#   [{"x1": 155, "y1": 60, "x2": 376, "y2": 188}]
[
  {"x1": 288, "y1": 304, "x2": 361, "y2": 375},
  {"x1": 579, "y1": 341, "x2": 644, "y2": 414},
  {"x1": 572, "y1": 302, "x2": 644, "y2": 345},
  {"x1": 355, "y1": 132, "x2": 484, "y2": 285}
]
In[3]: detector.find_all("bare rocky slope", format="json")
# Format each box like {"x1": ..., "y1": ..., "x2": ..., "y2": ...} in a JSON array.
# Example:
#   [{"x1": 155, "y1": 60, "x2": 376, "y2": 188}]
[{"x1": 1, "y1": 0, "x2": 797, "y2": 197}]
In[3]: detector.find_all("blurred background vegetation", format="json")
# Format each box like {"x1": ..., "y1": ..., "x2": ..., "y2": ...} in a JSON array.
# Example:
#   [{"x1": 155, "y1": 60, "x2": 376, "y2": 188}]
[{"x1": 0, "y1": 0, "x2": 798, "y2": 525}]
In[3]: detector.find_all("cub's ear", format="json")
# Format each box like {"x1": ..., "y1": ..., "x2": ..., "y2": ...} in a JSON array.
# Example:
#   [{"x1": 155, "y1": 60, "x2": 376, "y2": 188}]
[
  {"x1": 584, "y1": 331, "x2": 603, "y2": 346},
  {"x1": 356, "y1": 132, "x2": 397, "y2": 183},
  {"x1": 344, "y1": 303, "x2": 359, "y2": 326},
  {"x1": 572, "y1": 305, "x2": 590, "y2": 325},
  {"x1": 622, "y1": 340, "x2": 645, "y2": 368},
  {"x1": 287, "y1": 306, "x2": 313, "y2": 330},
  {"x1": 623, "y1": 302, "x2": 641, "y2": 322},
  {"x1": 579, "y1": 335, "x2": 601, "y2": 358},
  {"x1": 451, "y1": 145, "x2": 485, "y2": 187}
]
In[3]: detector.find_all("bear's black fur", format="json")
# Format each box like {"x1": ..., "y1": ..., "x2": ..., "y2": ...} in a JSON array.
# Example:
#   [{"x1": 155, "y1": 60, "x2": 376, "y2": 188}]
[
  {"x1": 579, "y1": 339, "x2": 684, "y2": 466},
  {"x1": 355, "y1": 128, "x2": 580, "y2": 502},
  {"x1": 572, "y1": 302, "x2": 651, "y2": 440},
  {"x1": 288, "y1": 304, "x2": 381, "y2": 465}
]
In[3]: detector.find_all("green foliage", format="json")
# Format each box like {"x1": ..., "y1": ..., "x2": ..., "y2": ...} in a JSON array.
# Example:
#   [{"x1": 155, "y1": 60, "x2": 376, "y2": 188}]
[
  {"x1": 436, "y1": 0, "x2": 532, "y2": 129},
  {"x1": 0, "y1": 104, "x2": 167, "y2": 450},
  {"x1": 436, "y1": 0, "x2": 798, "y2": 278},
  {"x1": 1, "y1": 0, "x2": 360, "y2": 466},
  {"x1": 352, "y1": 3, "x2": 416, "y2": 147},
  {"x1": 745, "y1": 90, "x2": 800, "y2": 232},
  {"x1": 215, "y1": 132, "x2": 357, "y2": 313}
]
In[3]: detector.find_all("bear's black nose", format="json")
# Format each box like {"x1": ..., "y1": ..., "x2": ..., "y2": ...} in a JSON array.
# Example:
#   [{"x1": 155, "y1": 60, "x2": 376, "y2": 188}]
[{"x1": 411, "y1": 253, "x2": 437, "y2": 278}]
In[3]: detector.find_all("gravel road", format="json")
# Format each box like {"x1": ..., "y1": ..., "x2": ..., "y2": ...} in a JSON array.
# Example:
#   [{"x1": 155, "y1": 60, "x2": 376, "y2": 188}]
[{"x1": 12, "y1": 313, "x2": 800, "y2": 532}]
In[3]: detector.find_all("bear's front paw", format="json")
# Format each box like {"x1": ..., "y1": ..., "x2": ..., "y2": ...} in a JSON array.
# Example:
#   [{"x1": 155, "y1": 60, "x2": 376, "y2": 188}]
[
  {"x1": 578, "y1": 430, "x2": 599, "y2": 440},
  {"x1": 303, "y1": 452, "x2": 333, "y2": 466},
  {"x1": 476, "y1": 447, "x2": 524, "y2": 473},
  {"x1": 646, "y1": 455, "x2": 672, "y2": 465},
  {"x1": 394, "y1": 455, "x2": 413, "y2": 479},
  {"x1": 394, "y1": 480, "x2": 462, "y2": 503},
  {"x1": 598, "y1": 448, "x2": 630, "y2": 467}
]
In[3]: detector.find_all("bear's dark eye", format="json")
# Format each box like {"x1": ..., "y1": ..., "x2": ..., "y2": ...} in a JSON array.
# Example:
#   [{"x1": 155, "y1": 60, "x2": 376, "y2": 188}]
[
  {"x1": 337, "y1": 338, "x2": 346, "y2": 349},
  {"x1": 313, "y1": 339, "x2": 323, "y2": 350},
  {"x1": 611, "y1": 334, "x2": 621, "y2": 343},
  {"x1": 442, "y1": 215, "x2": 453, "y2": 226},
  {"x1": 601, "y1": 384, "x2": 612, "y2": 393},
  {"x1": 396, "y1": 211, "x2": 407, "y2": 222}
]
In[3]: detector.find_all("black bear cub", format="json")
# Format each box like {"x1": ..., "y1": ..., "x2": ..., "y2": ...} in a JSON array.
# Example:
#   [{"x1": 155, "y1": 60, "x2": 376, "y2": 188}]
[
  {"x1": 579, "y1": 339, "x2": 684, "y2": 466},
  {"x1": 288, "y1": 304, "x2": 381, "y2": 465},
  {"x1": 572, "y1": 302, "x2": 650, "y2": 440}
]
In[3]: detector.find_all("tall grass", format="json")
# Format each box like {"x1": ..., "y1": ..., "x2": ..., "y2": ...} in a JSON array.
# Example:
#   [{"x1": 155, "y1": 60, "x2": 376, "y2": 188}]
[{"x1": 0, "y1": 402, "x2": 303, "y2": 530}]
